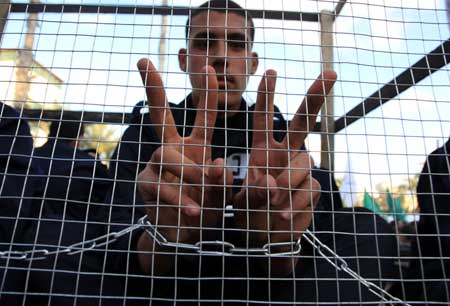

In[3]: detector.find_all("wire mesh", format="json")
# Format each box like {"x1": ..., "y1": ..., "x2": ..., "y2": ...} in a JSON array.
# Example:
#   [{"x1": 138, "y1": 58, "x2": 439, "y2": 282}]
[{"x1": 0, "y1": 0, "x2": 449, "y2": 305}]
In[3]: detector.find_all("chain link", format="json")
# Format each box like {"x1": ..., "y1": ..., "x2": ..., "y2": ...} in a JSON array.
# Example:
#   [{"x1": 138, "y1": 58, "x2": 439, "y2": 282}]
[
  {"x1": 139, "y1": 215, "x2": 302, "y2": 256},
  {"x1": 0, "y1": 220, "x2": 143, "y2": 261},
  {"x1": 0, "y1": 215, "x2": 410, "y2": 305},
  {"x1": 303, "y1": 229, "x2": 411, "y2": 306}
]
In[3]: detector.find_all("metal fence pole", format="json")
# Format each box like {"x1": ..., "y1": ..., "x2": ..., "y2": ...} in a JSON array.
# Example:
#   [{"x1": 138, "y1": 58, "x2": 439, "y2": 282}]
[
  {"x1": 319, "y1": 10, "x2": 335, "y2": 171},
  {"x1": 0, "y1": 0, "x2": 11, "y2": 45}
]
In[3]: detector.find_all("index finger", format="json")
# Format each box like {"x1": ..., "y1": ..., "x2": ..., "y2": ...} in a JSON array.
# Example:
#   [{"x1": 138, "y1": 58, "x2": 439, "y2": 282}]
[
  {"x1": 286, "y1": 70, "x2": 337, "y2": 149},
  {"x1": 190, "y1": 65, "x2": 219, "y2": 145},
  {"x1": 137, "y1": 58, "x2": 179, "y2": 143}
]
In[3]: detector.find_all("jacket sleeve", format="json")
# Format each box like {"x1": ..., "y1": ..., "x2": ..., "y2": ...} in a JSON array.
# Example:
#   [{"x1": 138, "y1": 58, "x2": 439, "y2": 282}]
[
  {"x1": 416, "y1": 144, "x2": 450, "y2": 256},
  {"x1": 102, "y1": 112, "x2": 161, "y2": 276},
  {"x1": 0, "y1": 103, "x2": 43, "y2": 245}
]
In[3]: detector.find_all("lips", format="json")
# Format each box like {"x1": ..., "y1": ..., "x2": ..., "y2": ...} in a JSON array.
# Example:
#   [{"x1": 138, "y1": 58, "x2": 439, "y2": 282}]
[{"x1": 216, "y1": 75, "x2": 233, "y2": 89}]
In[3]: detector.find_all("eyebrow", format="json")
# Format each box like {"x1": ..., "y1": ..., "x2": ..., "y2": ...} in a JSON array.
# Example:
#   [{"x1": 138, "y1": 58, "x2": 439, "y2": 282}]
[
  {"x1": 191, "y1": 31, "x2": 250, "y2": 43},
  {"x1": 228, "y1": 32, "x2": 249, "y2": 43},
  {"x1": 192, "y1": 31, "x2": 217, "y2": 40}
]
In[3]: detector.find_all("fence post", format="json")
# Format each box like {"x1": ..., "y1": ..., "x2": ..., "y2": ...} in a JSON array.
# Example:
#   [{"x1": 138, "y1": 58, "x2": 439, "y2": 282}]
[
  {"x1": 0, "y1": 0, "x2": 11, "y2": 44},
  {"x1": 319, "y1": 10, "x2": 335, "y2": 171}
]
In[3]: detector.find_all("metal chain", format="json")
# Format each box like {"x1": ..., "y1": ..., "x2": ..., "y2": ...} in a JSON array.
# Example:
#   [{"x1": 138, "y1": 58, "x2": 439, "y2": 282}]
[
  {"x1": 0, "y1": 220, "x2": 143, "y2": 261},
  {"x1": 0, "y1": 215, "x2": 410, "y2": 305},
  {"x1": 303, "y1": 229, "x2": 411, "y2": 306},
  {"x1": 139, "y1": 215, "x2": 302, "y2": 256}
]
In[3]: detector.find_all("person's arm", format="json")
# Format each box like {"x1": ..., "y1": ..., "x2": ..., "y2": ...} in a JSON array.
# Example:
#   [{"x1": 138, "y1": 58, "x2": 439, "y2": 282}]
[
  {"x1": 233, "y1": 69, "x2": 337, "y2": 276},
  {"x1": 135, "y1": 230, "x2": 177, "y2": 274},
  {"x1": 133, "y1": 59, "x2": 234, "y2": 274},
  {"x1": 108, "y1": 125, "x2": 154, "y2": 206},
  {"x1": 0, "y1": 103, "x2": 43, "y2": 244}
]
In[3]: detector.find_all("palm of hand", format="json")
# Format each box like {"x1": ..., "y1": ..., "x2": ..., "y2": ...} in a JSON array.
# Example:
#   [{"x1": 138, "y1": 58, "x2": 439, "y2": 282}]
[
  {"x1": 234, "y1": 69, "x2": 337, "y2": 252},
  {"x1": 137, "y1": 59, "x2": 233, "y2": 244}
]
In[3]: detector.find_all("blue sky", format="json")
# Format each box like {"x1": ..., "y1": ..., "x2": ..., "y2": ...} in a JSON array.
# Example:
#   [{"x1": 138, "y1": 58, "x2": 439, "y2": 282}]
[{"x1": 2, "y1": 0, "x2": 450, "y2": 197}]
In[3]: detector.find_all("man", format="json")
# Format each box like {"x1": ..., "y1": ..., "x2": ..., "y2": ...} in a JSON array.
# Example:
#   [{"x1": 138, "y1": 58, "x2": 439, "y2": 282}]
[
  {"x1": 13, "y1": 114, "x2": 113, "y2": 305},
  {"x1": 416, "y1": 138, "x2": 450, "y2": 259},
  {"x1": 0, "y1": 102, "x2": 44, "y2": 304},
  {"x1": 0, "y1": 102, "x2": 42, "y2": 246},
  {"x1": 389, "y1": 2, "x2": 450, "y2": 304},
  {"x1": 106, "y1": 1, "x2": 397, "y2": 304},
  {"x1": 34, "y1": 113, "x2": 110, "y2": 225},
  {"x1": 400, "y1": 137, "x2": 450, "y2": 304}
]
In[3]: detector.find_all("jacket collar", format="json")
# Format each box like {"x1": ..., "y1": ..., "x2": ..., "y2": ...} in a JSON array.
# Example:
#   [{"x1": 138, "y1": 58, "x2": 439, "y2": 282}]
[{"x1": 178, "y1": 93, "x2": 249, "y2": 128}]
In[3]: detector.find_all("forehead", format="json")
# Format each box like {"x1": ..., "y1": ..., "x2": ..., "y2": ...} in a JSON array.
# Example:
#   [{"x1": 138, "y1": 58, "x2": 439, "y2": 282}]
[{"x1": 188, "y1": 10, "x2": 251, "y2": 38}]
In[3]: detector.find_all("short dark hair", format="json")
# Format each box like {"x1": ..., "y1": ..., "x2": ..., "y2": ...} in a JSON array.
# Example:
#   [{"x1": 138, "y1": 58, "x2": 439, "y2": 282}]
[
  {"x1": 185, "y1": 0, "x2": 255, "y2": 43},
  {"x1": 49, "y1": 113, "x2": 84, "y2": 140}
]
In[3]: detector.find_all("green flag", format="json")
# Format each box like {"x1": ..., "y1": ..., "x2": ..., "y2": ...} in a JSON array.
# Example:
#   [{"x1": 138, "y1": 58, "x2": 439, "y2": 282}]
[
  {"x1": 386, "y1": 189, "x2": 408, "y2": 222},
  {"x1": 363, "y1": 191, "x2": 386, "y2": 219}
]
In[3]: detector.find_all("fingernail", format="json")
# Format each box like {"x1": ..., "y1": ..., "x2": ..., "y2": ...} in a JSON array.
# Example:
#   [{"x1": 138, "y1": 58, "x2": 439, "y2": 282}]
[
  {"x1": 185, "y1": 204, "x2": 200, "y2": 217},
  {"x1": 266, "y1": 69, "x2": 277, "y2": 78},
  {"x1": 281, "y1": 209, "x2": 292, "y2": 220},
  {"x1": 270, "y1": 190, "x2": 279, "y2": 206},
  {"x1": 206, "y1": 65, "x2": 216, "y2": 74}
]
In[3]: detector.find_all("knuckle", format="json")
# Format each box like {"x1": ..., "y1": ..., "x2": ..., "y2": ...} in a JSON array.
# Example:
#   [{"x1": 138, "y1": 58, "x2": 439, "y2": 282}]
[
  {"x1": 150, "y1": 146, "x2": 163, "y2": 164},
  {"x1": 166, "y1": 191, "x2": 181, "y2": 207},
  {"x1": 308, "y1": 155, "x2": 315, "y2": 168},
  {"x1": 311, "y1": 177, "x2": 321, "y2": 193},
  {"x1": 297, "y1": 152, "x2": 314, "y2": 168},
  {"x1": 137, "y1": 166, "x2": 160, "y2": 199}
]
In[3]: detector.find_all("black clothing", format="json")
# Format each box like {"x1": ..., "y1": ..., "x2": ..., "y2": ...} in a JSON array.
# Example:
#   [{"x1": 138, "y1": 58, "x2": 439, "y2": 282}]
[
  {"x1": 0, "y1": 98, "x2": 398, "y2": 305},
  {"x1": 289, "y1": 207, "x2": 398, "y2": 305},
  {"x1": 21, "y1": 137, "x2": 113, "y2": 305},
  {"x1": 312, "y1": 166, "x2": 344, "y2": 213},
  {"x1": 395, "y1": 139, "x2": 450, "y2": 305},
  {"x1": 0, "y1": 102, "x2": 42, "y2": 246},
  {"x1": 0, "y1": 108, "x2": 114, "y2": 305},
  {"x1": 0, "y1": 102, "x2": 43, "y2": 305},
  {"x1": 33, "y1": 138, "x2": 110, "y2": 230},
  {"x1": 416, "y1": 138, "x2": 450, "y2": 259},
  {"x1": 104, "y1": 97, "x2": 397, "y2": 305}
]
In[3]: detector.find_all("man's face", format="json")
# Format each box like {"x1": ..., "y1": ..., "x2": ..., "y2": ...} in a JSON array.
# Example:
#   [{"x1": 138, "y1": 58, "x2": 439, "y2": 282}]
[{"x1": 179, "y1": 11, "x2": 258, "y2": 114}]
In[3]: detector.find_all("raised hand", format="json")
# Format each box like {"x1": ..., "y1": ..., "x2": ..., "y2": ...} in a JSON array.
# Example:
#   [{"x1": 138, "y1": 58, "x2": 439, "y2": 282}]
[
  {"x1": 136, "y1": 59, "x2": 234, "y2": 259},
  {"x1": 233, "y1": 69, "x2": 337, "y2": 275}
]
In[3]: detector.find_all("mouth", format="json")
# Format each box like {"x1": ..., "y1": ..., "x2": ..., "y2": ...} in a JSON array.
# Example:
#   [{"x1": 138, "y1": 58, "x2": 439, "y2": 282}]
[{"x1": 216, "y1": 75, "x2": 233, "y2": 89}]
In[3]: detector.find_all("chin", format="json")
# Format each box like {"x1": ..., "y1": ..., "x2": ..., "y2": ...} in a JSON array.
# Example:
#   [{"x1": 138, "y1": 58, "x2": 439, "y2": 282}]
[{"x1": 217, "y1": 93, "x2": 241, "y2": 112}]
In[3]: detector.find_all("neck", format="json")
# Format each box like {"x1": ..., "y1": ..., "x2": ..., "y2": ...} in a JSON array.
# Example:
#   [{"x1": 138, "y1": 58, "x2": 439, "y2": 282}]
[{"x1": 191, "y1": 93, "x2": 242, "y2": 120}]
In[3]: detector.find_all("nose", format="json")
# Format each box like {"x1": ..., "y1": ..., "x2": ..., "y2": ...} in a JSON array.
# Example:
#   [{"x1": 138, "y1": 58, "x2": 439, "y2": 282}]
[{"x1": 209, "y1": 40, "x2": 228, "y2": 73}]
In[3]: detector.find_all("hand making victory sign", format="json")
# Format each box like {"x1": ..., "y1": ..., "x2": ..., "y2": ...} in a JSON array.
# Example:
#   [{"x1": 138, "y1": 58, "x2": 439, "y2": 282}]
[
  {"x1": 136, "y1": 58, "x2": 234, "y2": 255},
  {"x1": 135, "y1": 58, "x2": 336, "y2": 276},
  {"x1": 233, "y1": 69, "x2": 337, "y2": 275}
]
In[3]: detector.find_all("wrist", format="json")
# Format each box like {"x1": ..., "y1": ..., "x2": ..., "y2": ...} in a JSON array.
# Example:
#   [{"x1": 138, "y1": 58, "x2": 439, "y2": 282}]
[{"x1": 136, "y1": 231, "x2": 174, "y2": 275}]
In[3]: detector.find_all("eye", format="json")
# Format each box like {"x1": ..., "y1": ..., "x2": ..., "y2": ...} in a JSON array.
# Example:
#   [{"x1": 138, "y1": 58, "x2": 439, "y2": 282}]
[
  {"x1": 228, "y1": 39, "x2": 246, "y2": 50},
  {"x1": 227, "y1": 34, "x2": 248, "y2": 50},
  {"x1": 192, "y1": 37, "x2": 209, "y2": 50}
]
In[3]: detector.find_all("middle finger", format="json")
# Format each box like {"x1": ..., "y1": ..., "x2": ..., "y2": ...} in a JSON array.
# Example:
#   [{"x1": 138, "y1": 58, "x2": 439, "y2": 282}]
[{"x1": 252, "y1": 69, "x2": 277, "y2": 149}]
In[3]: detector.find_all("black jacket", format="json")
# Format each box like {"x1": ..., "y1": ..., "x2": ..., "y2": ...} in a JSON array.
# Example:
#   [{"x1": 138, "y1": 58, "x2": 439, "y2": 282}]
[
  {"x1": 416, "y1": 138, "x2": 450, "y2": 258},
  {"x1": 0, "y1": 102, "x2": 42, "y2": 246},
  {"x1": 105, "y1": 96, "x2": 294, "y2": 304},
  {"x1": 34, "y1": 139, "x2": 110, "y2": 219},
  {"x1": 105, "y1": 95, "x2": 342, "y2": 304}
]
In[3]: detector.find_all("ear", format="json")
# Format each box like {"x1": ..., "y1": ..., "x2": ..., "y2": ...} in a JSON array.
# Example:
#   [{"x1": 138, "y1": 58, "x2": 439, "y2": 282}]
[
  {"x1": 178, "y1": 48, "x2": 187, "y2": 72},
  {"x1": 249, "y1": 52, "x2": 259, "y2": 75}
]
